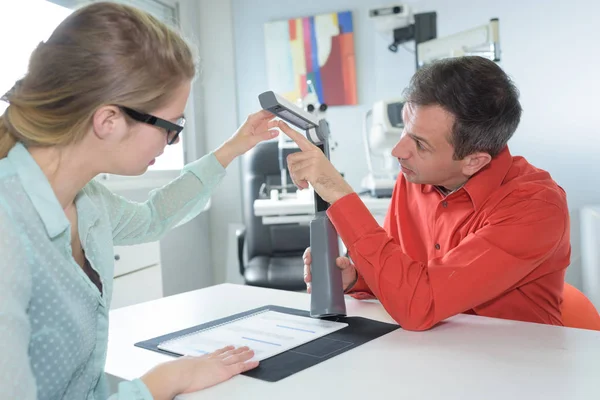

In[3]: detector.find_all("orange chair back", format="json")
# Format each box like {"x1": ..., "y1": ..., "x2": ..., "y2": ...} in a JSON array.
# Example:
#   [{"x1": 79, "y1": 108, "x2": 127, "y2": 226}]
[{"x1": 561, "y1": 283, "x2": 600, "y2": 331}]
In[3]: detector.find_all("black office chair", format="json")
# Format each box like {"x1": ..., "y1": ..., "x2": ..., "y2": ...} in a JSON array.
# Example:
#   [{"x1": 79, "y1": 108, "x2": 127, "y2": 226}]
[{"x1": 237, "y1": 141, "x2": 309, "y2": 291}]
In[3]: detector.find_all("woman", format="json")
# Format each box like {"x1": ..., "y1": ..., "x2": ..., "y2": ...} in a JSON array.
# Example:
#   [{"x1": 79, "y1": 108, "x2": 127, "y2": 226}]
[{"x1": 0, "y1": 2, "x2": 278, "y2": 399}]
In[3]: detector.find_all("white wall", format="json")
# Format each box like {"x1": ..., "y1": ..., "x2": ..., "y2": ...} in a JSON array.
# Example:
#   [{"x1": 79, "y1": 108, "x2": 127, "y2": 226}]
[
  {"x1": 189, "y1": 0, "x2": 246, "y2": 285},
  {"x1": 226, "y1": 0, "x2": 600, "y2": 293}
]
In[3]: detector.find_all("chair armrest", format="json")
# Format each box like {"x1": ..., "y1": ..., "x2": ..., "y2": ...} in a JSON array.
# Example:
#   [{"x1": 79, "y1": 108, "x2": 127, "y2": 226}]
[{"x1": 236, "y1": 227, "x2": 246, "y2": 277}]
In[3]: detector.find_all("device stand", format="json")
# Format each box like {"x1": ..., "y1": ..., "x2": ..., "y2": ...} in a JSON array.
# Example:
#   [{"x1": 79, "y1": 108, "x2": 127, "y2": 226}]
[{"x1": 309, "y1": 132, "x2": 347, "y2": 317}]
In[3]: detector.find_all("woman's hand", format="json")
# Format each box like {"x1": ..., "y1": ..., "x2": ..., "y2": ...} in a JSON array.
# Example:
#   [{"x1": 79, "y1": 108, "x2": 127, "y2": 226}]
[
  {"x1": 141, "y1": 346, "x2": 258, "y2": 400},
  {"x1": 214, "y1": 110, "x2": 279, "y2": 168}
]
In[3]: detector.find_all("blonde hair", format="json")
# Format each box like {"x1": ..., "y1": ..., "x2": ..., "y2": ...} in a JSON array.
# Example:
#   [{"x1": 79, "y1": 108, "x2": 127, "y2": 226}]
[{"x1": 0, "y1": 1, "x2": 195, "y2": 158}]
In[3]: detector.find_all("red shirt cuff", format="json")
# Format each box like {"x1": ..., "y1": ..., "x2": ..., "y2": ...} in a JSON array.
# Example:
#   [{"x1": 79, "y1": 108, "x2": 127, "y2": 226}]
[
  {"x1": 347, "y1": 273, "x2": 375, "y2": 299},
  {"x1": 328, "y1": 193, "x2": 379, "y2": 299},
  {"x1": 327, "y1": 193, "x2": 381, "y2": 247}
]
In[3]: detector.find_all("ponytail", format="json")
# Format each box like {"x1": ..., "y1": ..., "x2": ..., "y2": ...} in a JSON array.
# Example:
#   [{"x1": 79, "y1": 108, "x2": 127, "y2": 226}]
[
  {"x1": 0, "y1": 104, "x2": 17, "y2": 159},
  {"x1": 0, "y1": 118, "x2": 17, "y2": 159},
  {"x1": 0, "y1": 83, "x2": 21, "y2": 159}
]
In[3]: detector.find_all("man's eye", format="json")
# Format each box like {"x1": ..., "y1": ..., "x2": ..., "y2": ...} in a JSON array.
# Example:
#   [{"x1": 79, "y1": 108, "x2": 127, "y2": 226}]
[{"x1": 415, "y1": 140, "x2": 424, "y2": 150}]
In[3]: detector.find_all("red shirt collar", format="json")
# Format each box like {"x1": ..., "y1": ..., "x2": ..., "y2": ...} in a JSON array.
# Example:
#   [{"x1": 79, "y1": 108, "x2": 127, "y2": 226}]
[{"x1": 420, "y1": 146, "x2": 512, "y2": 209}]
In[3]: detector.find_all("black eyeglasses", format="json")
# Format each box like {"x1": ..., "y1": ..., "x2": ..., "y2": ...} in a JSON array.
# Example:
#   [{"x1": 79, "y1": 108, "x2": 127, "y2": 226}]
[{"x1": 118, "y1": 106, "x2": 185, "y2": 145}]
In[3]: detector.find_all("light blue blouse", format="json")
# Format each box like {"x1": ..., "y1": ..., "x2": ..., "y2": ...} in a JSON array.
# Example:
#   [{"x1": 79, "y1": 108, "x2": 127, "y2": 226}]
[{"x1": 0, "y1": 142, "x2": 226, "y2": 399}]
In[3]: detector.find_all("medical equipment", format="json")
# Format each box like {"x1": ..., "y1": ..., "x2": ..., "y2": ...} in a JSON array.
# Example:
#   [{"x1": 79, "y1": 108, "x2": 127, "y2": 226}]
[
  {"x1": 361, "y1": 99, "x2": 404, "y2": 198},
  {"x1": 369, "y1": 4, "x2": 500, "y2": 69},
  {"x1": 369, "y1": 4, "x2": 437, "y2": 59},
  {"x1": 259, "y1": 91, "x2": 346, "y2": 318},
  {"x1": 275, "y1": 80, "x2": 331, "y2": 197},
  {"x1": 417, "y1": 18, "x2": 500, "y2": 67},
  {"x1": 369, "y1": 4, "x2": 412, "y2": 34},
  {"x1": 302, "y1": 79, "x2": 328, "y2": 119}
]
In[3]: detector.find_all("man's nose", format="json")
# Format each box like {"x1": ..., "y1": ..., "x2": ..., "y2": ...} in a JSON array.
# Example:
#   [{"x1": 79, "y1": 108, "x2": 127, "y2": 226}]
[{"x1": 391, "y1": 134, "x2": 411, "y2": 159}]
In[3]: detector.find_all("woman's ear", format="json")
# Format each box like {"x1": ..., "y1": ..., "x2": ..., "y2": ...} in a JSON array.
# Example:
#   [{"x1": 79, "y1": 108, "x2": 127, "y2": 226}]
[{"x1": 91, "y1": 105, "x2": 122, "y2": 141}]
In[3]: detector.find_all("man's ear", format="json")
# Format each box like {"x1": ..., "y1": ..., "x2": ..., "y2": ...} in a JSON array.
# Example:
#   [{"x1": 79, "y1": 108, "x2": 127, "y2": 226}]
[
  {"x1": 461, "y1": 152, "x2": 492, "y2": 177},
  {"x1": 91, "y1": 105, "x2": 121, "y2": 141}
]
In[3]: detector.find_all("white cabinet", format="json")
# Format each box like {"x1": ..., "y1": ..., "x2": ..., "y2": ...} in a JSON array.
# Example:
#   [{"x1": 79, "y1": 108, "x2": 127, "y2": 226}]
[
  {"x1": 111, "y1": 264, "x2": 163, "y2": 309},
  {"x1": 111, "y1": 241, "x2": 163, "y2": 309},
  {"x1": 113, "y1": 241, "x2": 160, "y2": 277}
]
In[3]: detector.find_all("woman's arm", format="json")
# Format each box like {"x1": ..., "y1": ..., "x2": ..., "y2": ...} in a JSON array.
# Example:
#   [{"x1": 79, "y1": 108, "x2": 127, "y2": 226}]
[
  {"x1": 87, "y1": 110, "x2": 279, "y2": 246},
  {"x1": 86, "y1": 151, "x2": 225, "y2": 246}
]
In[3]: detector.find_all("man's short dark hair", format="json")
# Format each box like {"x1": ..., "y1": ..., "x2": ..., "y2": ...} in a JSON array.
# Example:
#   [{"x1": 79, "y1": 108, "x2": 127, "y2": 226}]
[{"x1": 403, "y1": 56, "x2": 522, "y2": 159}]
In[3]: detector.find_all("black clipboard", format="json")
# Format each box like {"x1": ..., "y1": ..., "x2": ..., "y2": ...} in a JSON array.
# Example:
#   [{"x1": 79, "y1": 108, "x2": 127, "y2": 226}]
[{"x1": 134, "y1": 305, "x2": 400, "y2": 382}]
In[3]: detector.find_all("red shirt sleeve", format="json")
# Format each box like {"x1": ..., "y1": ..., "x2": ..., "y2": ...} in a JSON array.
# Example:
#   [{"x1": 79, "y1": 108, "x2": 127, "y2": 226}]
[
  {"x1": 345, "y1": 272, "x2": 374, "y2": 300},
  {"x1": 327, "y1": 193, "x2": 568, "y2": 331}
]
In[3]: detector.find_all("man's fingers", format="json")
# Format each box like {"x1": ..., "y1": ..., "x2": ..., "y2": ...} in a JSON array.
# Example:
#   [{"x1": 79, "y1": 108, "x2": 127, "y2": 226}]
[
  {"x1": 302, "y1": 247, "x2": 311, "y2": 260},
  {"x1": 288, "y1": 172, "x2": 309, "y2": 190},
  {"x1": 287, "y1": 150, "x2": 318, "y2": 162},
  {"x1": 336, "y1": 257, "x2": 351, "y2": 269},
  {"x1": 303, "y1": 248, "x2": 312, "y2": 286},
  {"x1": 287, "y1": 168, "x2": 309, "y2": 190},
  {"x1": 296, "y1": 180, "x2": 310, "y2": 190},
  {"x1": 277, "y1": 120, "x2": 315, "y2": 152},
  {"x1": 303, "y1": 254, "x2": 311, "y2": 266},
  {"x1": 303, "y1": 263, "x2": 311, "y2": 283},
  {"x1": 287, "y1": 159, "x2": 316, "y2": 190},
  {"x1": 287, "y1": 158, "x2": 315, "y2": 178}
]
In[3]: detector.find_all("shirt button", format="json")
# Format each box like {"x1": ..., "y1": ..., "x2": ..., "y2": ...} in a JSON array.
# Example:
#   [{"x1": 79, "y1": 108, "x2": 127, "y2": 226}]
[
  {"x1": 442, "y1": 201, "x2": 448, "y2": 208},
  {"x1": 435, "y1": 243, "x2": 441, "y2": 250}
]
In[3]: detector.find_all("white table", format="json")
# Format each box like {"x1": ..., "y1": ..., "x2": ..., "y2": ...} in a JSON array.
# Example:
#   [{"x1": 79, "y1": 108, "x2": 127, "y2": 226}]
[
  {"x1": 253, "y1": 194, "x2": 390, "y2": 225},
  {"x1": 106, "y1": 284, "x2": 600, "y2": 400}
]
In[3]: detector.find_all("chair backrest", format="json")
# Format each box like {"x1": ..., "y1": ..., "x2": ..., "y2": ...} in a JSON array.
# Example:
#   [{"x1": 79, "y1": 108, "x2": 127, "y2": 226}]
[
  {"x1": 561, "y1": 282, "x2": 600, "y2": 331},
  {"x1": 240, "y1": 141, "x2": 310, "y2": 260}
]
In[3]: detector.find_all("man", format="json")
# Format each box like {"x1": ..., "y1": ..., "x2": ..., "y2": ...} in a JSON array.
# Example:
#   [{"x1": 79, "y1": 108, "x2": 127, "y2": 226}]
[{"x1": 274, "y1": 56, "x2": 570, "y2": 331}]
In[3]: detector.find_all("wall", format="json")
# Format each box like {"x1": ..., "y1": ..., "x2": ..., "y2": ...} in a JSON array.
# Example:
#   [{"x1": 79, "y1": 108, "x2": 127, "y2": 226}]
[
  {"x1": 230, "y1": 0, "x2": 600, "y2": 291},
  {"x1": 192, "y1": 0, "x2": 246, "y2": 285}
]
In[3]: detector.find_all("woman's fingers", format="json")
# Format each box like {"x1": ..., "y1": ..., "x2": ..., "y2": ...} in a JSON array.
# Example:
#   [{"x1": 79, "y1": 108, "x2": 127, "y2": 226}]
[
  {"x1": 229, "y1": 360, "x2": 260, "y2": 375},
  {"x1": 208, "y1": 345, "x2": 235, "y2": 358}
]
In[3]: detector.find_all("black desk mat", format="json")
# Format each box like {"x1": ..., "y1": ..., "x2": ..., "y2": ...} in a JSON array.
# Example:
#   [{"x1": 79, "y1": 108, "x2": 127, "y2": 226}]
[{"x1": 134, "y1": 305, "x2": 400, "y2": 382}]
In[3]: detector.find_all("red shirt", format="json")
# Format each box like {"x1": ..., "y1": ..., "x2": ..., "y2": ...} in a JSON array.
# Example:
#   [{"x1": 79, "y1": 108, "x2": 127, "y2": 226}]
[{"x1": 327, "y1": 147, "x2": 570, "y2": 331}]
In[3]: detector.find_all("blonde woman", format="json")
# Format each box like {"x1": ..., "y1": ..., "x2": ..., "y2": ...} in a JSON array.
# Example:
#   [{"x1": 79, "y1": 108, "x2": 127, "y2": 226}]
[{"x1": 0, "y1": 2, "x2": 279, "y2": 399}]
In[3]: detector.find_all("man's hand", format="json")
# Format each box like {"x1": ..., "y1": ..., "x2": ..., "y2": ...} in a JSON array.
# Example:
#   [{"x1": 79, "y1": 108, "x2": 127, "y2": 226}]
[
  {"x1": 272, "y1": 120, "x2": 354, "y2": 204},
  {"x1": 303, "y1": 247, "x2": 358, "y2": 293}
]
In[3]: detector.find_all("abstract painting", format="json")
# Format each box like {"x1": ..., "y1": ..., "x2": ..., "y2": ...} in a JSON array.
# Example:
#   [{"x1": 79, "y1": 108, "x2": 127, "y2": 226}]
[{"x1": 264, "y1": 10, "x2": 357, "y2": 106}]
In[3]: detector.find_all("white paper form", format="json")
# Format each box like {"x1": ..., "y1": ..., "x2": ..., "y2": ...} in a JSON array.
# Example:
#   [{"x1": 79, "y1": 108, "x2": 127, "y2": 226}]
[{"x1": 158, "y1": 310, "x2": 348, "y2": 361}]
